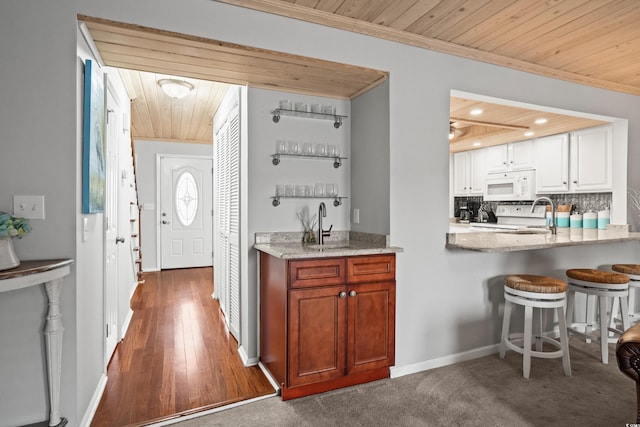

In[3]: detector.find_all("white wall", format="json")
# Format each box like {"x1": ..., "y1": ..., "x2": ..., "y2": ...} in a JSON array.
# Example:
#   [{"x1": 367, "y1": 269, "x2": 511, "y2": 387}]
[
  {"x1": 351, "y1": 80, "x2": 390, "y2": 234},
  {"x1": 2, "y1": 1, "x2": 640, "y2": 425},
  {"x1": 133, "y1": 140, "x2": 212, "y2": 271}
]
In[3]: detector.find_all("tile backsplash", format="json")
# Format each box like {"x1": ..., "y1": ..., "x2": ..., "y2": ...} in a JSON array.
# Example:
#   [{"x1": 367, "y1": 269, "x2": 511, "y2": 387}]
[{"x1": 454, "y1": 192, "x2": 612, "y2": 217}]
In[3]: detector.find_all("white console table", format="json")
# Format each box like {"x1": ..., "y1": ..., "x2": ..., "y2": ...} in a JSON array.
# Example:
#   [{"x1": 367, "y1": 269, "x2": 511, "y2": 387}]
[{"x1": 0, "y1": 259, "x2": 73, "y2": 427}]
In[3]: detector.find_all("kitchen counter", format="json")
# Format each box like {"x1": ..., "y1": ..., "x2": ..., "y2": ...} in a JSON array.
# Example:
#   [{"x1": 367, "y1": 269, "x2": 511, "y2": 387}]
[
  {"x1": 254, "y1": 231, "x2": 403, "y2": 259},
  {"x1": 446, "y1": 226, "x2": 640, "y2": 252}
]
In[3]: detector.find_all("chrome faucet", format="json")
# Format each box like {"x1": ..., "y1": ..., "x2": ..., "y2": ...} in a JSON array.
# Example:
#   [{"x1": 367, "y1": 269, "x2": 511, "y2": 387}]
[
  {"x1": 531, "y1": 196, "x2": 556, "y2": 234},
  {"x1": 317, "y1": 202, "x2": 333, "y2": 245}
]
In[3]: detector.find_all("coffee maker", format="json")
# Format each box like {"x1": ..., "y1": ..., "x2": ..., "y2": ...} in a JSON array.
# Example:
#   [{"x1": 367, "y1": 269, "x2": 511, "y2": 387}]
[{"x1": 458, "y1": 200, "x2": 473, "y2": 223}]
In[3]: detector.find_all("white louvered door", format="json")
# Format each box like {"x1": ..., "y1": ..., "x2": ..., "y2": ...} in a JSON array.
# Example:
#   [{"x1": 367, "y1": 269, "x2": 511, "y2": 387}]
[{"x1": 213, "y1": 90, "x2": 240, "y2": 339}]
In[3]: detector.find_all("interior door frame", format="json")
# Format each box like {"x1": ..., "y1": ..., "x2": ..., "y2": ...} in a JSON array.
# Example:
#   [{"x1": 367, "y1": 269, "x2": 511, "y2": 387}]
[{"x1": 155, "y1": 153, "x2": 214, "y2": 269}]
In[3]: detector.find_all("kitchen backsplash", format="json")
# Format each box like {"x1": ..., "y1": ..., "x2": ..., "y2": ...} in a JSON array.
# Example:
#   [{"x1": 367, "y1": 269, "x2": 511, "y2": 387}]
[{"x1": 455, "y1": 192, "x2": 612, "y2": 218}]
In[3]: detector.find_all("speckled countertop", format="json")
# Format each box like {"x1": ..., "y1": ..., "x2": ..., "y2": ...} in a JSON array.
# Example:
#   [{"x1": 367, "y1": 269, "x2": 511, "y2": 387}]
[
  {"x1": 446, "y1": 225, "x2": 640, "y2": 253},
  {"x1": 254, "y1": 231, "x2": 403, "y2": 259}
]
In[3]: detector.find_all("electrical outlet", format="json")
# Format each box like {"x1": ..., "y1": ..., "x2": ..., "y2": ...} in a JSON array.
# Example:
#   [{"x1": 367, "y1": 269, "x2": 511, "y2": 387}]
[{"x1": 13, "y1": 195, "x2": 45, "y2": 219}]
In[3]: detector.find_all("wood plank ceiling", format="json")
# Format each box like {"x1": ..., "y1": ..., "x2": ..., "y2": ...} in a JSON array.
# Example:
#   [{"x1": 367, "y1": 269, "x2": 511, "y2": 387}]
[
  {"x1": 79, "y1": 15, "x2": 388, "y2": 144},
  {"x1": 81, "y1": 0, "x2": 639, "y2": 147},
  {"x1": 220, "y1": 0, "x2": 640, "y2": 96}
]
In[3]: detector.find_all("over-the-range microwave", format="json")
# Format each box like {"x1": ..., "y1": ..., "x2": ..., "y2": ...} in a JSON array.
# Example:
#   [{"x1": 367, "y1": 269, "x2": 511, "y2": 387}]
[{"x1": 484, "y1": 169, "x2": 536, "y2": 201}]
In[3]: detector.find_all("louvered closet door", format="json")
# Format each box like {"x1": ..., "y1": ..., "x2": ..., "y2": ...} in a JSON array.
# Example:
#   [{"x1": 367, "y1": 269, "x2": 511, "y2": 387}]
[
  {"x1": 213, "y1": 98, "x2": 240, "y2": 339},
  {"x1": 227, "y1": 109, "x2": 240, "y2": 338}
]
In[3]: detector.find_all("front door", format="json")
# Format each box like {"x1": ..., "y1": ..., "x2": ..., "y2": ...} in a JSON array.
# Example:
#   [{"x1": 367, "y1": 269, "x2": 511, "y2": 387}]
[{"x1": 160, "y1": 156, "x2": 213, "y2": 269}]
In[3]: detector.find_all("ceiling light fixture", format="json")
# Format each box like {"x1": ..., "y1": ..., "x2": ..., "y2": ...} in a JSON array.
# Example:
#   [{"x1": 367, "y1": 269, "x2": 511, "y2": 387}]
[
  {"x1": 470, "y1": 108, "x2": 483, "y2": 116},
  {"x1": 524, "y1": 131, "x2": 534, "y2": 137},
  {"x1": 157, "y1": 79, "x2": 194, "y2": 99},
  {"x1": 535, "y1": 118, "x2": 548, "y2": 125}
]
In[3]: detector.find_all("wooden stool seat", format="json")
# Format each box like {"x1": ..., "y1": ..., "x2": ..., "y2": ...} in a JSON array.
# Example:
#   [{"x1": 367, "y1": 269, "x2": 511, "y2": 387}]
[
  {"x1": 566, "y1": 268, "x2": 630, "y2": 284},
  {"x1": 612, "y1": 264, "x2": 640, "y2": 279},
  {"x1": 500, "y1": 274, "x2": 571, "y2": 379},
  {"x1": 505, "y1": 274, "x2": 567, "y2": 293},
  {"x1": 566, "y1": 268, "x2": 630, "y2": 364}
]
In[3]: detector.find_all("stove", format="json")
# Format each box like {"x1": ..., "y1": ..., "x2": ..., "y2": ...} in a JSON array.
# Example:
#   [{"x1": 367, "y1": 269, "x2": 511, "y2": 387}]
[{"x1": 469, "y1": 204, "x2": 547, "y2": 231}]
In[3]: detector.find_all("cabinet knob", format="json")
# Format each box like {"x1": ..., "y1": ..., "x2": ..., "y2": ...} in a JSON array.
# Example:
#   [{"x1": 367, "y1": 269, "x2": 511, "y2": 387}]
[
  {"x1": 563, "y1": 181, "x2": 567, "y2": 185},
  {"x1": 339, "y1": 291, "x2": 347, "y2": 298},
  {"x1": 573, "y1": 180, "x2": 578, "y2": 184},
  {"x1": 349, "y1": 290, "x2": 356, "y2": 297}
]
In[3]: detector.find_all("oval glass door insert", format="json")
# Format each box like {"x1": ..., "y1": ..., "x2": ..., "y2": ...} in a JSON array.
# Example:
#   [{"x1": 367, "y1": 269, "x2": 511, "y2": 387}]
[{"x1": 175, "y1": 171, "x2": 199, "y2": 227}]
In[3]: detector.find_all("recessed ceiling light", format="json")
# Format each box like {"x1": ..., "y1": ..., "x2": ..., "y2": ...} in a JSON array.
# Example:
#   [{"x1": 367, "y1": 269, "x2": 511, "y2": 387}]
[
  {"x1": 535, "y1": 118, "x2": 548, "y2": 125},
  {"x1": 524, "y1": 131, "x2": 534, "y2": 137},
  {"x1": 472, "y1": 141, "x2": 482, "y2": 147},
  {"x1": 470, "y1": 108, "x2": 483, "y2": 116}
]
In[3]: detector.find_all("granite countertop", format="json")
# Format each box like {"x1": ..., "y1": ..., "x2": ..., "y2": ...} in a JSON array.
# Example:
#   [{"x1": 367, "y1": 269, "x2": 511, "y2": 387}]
[
  {"x1": 446, "y1": 226, "x2": 640, "y2": 253},
  {"x1": 254, "y1": 231, "x2": 403, "y2": 259}
]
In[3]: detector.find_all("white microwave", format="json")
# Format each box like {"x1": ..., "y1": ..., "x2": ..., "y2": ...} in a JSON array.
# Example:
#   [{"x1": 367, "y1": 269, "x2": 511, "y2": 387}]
[{"x1": 484, "y1": 169, "x2": 536, "y2": 201}]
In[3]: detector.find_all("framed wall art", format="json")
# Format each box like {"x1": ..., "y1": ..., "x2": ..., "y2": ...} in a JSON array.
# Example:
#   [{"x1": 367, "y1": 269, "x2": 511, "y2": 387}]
[{"x1": 82, "y1": 59, "x2": 106, "y2": 214}]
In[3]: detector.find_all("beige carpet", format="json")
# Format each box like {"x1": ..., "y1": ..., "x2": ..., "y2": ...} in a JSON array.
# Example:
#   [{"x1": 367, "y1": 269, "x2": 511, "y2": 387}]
[{"x1": 174, "y1": 337, "x2": 635, "y2": 426}]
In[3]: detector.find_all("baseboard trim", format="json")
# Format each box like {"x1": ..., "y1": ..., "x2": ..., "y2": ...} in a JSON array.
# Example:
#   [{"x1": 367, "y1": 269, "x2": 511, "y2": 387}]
[
  {"x1": 389, "y1": 343, "x2": 500, "y2": 378},
  {"x1": 144, "y1": 267, "x2": 160, "y2": 272},
  {"x1": 238, "y1": 345, "x2": 259, "y2": 366},
  {"x1": 79, "y1": 373, "x2": 107, "y2": 427}
]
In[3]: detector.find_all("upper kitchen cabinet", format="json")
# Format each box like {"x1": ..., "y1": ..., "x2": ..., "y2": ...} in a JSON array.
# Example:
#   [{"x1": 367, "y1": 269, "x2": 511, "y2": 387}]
[
  {"x1": 486, "y1": 140, "x2": 534, "y2": 173},
  {"x1": 569, "y1": 125, "x2": 613, "y2": 192},
  {"x1": 453, "y1": 149, "x2": 486, "y2": 196},
  {"x1": 534, "y1": 134, "x2": 569, "y2": 193}
]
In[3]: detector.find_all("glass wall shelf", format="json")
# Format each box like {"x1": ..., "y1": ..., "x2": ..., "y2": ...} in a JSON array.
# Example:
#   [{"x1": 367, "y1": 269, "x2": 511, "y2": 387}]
[
  {"x1": 271, "y1": 153, "x2": 348, "y2": 168},
  {"x1": 271, "y1": 196, "x2": 346, "y2": 207},
  {"x1": 271, "y1": 108, "x2": 348, "y2": 128}
]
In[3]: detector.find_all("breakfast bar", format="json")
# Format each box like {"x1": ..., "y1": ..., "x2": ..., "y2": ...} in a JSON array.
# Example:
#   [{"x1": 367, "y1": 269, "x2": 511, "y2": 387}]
[{"x1": 446, "y1": 226, "x2": 640, "y2": 252}]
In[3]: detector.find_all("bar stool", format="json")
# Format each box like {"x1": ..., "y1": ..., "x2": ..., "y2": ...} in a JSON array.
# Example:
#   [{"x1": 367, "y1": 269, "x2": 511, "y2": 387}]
[
  {"x1": 499, "y1": 274, "x2": 571, "y2": 379},
  {"x1": 612, "y1": 264, "x2": 640, "y2": 324},
  {"x1": 565, "y1": 268, "x2": 630, "y2": 364}
]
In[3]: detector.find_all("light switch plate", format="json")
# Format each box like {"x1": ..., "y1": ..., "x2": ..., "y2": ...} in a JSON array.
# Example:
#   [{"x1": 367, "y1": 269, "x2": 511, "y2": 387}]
[{"x1": 13, "y1": 195, "x2": 45, "y2": 219}]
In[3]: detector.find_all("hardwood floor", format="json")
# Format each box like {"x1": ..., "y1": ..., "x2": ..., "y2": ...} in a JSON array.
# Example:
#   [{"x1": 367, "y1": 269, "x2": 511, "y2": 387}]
[{"x1": 91, "y1": 267, "x2": 275, "y2": 426}]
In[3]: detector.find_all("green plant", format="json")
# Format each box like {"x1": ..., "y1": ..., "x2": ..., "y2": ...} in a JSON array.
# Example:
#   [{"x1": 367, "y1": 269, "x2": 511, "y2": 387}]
[{"x1": 0, "y1": 212, "x2": 31, "y2": 238}]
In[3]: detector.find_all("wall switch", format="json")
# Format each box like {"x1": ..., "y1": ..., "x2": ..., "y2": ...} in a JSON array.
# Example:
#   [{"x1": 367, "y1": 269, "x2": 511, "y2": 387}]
[
  {"x1": 353, "y1": 208, "x2": 360, "y2": 224},
  {"x1": 13, "y1": 195, "x2": 45, "y2": 219}
]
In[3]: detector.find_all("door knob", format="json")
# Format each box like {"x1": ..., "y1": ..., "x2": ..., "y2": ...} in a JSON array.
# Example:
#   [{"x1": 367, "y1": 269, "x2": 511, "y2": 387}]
[
  {"x1": 115, "y1": 237, "x2": 125, "y2": 244},
  {"x1": 339, "y1": 291, "x2": 347, "y2": 298},
  {"x1": 349, "y1": 290, "x2": 356, "y2": 297},
  {"x1": 162, "y1": 220, "x2": 170, "y2": 224}
]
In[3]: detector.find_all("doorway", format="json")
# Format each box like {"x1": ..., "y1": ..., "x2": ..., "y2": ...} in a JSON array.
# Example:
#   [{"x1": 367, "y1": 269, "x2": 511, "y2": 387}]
[{"x1": 158, "y1": 155, "x2": 213, "y2": 270}]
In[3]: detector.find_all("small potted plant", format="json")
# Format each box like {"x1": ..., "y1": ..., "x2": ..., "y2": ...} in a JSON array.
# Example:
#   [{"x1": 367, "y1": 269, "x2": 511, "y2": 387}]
[
  {"x1": 297, "y1": 207, "x2": 317, "y2": 244},
  {"x1": 0, "y1": 211, "x2": 31, "y2": 270}
]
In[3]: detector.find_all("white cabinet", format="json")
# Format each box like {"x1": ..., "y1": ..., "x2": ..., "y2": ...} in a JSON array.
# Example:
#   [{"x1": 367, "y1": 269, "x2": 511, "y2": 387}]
[
  {"x1": 533, "y1": 125, "x2": 612, "y2": 194},
  {"x1": 569, "y1": 125, "x2": 613, "y2": 192},
  {"x1": 534, "y1": 134, "x2": 569, "y2": 193},
  {"x1": 486, "y1": 140, "x2": 534, "y2": 172},
  {"x1": 453, "y1": 149, "x2": 486, "y2": 196}
]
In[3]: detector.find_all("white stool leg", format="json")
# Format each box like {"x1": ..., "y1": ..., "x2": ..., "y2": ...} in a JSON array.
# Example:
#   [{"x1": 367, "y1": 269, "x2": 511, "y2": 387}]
[
  {"x1": 599, "y1": 296, "x2": 609, "y2": 364},
  {"x1": 557, "y1": 304, "x2": 571, "y2": 377},
  {"x1": 500, "y1": 300, "x2": 512, "y2": 359},
  {"x1": 621, "y1": 294, "x2": 630, "y2": 332},
  {"x1": 536, "y1": 308, "x2": 543, "y2": 352},
  {"x1": 610, "y1": 296, "x2": 620, "y2": 334},
  {"x1": 586, "y1": 294, "x2": 595, "y2": 343},
  {"x1": 566, "y1": 287, "x2": 575, "y2": 327},
  {"x1": 523, "y1": 305, "x2": 533, "y2": 379}
]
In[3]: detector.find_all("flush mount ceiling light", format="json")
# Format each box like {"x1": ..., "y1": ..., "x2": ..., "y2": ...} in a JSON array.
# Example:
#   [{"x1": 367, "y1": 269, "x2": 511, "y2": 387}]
[
  {"x1": 535, "y1": 118, "x2": 548, "y2": 125},
  {"x1": 470, "y1": 108, "x2": 483, "y2": 116},
  {"x1": 157, "y1": 79, "x2": 194, "y2": 99}
]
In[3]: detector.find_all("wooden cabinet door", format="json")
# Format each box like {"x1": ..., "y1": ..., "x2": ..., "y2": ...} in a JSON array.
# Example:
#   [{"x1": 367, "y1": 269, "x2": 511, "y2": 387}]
[
  {"x1": 288, "y1": 286, "x2": 347, "y2": 387},
  {"x1": 347, "y1": 281, "x2": 396, "y2": 375}
]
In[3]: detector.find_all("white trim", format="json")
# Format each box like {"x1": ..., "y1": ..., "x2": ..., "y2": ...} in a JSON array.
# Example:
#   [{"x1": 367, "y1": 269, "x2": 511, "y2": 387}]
[
  {"x1": 78, "y1": 22, "x2": 105, "y2": 67},
  {"x1": 155, "y1": 153, "x2": 214, "y2": 269},
  {"x1": 147, "y1": 393, "x2": 278, "y2": 426},
  {"x1": 389, "y1": 344, "x2": 500, "y2": 378},
  {"x1": 79, "y1": 373, "x2": 108, "y2": 427},
  {"x1": 238, "y1": 344, "x2": 258, "y2": 366},
  {"x1": 258, "y1": 361, "x2": 281, "y2": 394},
  {"x1": 144, "y1": 267, "x2": 161, "y2": 272}
]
